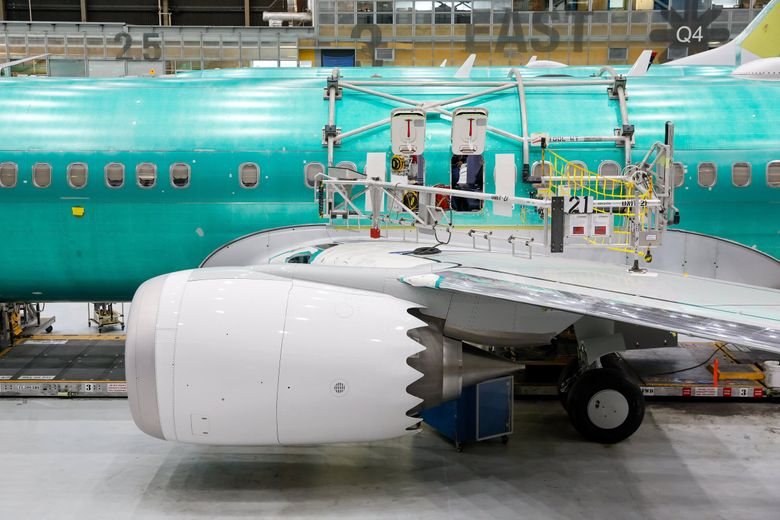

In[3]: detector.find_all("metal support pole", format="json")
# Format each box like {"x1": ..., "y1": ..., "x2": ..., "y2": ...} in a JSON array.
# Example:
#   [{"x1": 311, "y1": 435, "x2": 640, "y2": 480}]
[
  {"x1": 664, "y1": 121, "x2": 675, "y2": 218},
  {"x1": 510, "y1": 68, "x2": 531, "y2": 181},
  {"x1": 348, "y1": 79, "x2": 613, "y2": 87},
  {"x1": 1, "y1": 0, "x2": 6, "y2": 21},
  {"x1": 324, "y1": 179, "x2": 549, "y2": 209},
  {"x1": 615, "y1": 82, "x2": 632, "y2": 166},
  {"x1": 244, "y1": 0, "x2": 251, "y2": 27},
  {"x1": 326, "y1": 68, "x2": 339, "y2": 166},
  {"x1": 80, "y1": 0, "x2": 87, "y2": 22},
  {"x1": 162, "y1": 0, "x2": 170, "y2": 25},
  {"x1": 335, "y1": 117, "x2": 391, "y2": 143}
]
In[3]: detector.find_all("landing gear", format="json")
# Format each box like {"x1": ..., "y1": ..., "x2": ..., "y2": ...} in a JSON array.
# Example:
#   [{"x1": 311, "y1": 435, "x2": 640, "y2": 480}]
[
  {"x1": 564, "y1": 367, "x2": 645, "y2": 444},
  {"x1": 557, "y1": 358, "x2": 580, "y2": 410}
]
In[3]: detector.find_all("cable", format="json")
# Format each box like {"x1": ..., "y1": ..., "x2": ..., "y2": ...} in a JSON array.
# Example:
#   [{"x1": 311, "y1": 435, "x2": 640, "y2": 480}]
[
  {"x1": 643, "y1": 348, "x2": 719, "y2": 377},
  {"x1": 411, "y1": 246, "x2": 441, "y2": 255}
]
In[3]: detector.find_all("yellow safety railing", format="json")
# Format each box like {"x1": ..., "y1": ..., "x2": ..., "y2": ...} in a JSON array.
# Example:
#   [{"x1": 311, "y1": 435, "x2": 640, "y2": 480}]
[{"x1": 541, "y1": 149, "x2": 656, "y2": 257}]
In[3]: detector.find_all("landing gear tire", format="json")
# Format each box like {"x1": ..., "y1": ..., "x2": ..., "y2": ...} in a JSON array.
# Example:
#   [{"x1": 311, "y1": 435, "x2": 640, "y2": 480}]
[
  {"x1": 45, "y1": 326, "x2": 53, "y2": 334},
  {"x1": 557, "y1": 358, "x2": 580, "y2": 410},
  {"x1": 566, "y1": 368, "x2": 645, "y2": 444}
]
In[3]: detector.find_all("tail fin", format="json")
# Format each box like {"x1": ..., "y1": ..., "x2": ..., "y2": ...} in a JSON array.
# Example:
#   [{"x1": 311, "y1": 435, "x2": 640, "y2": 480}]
[
  {"x1": 668, "y1": 0, "x2": 780, "y2": 66},
  {"x1": 738, "y1": 0, "x2": 780, "y2": 62}
]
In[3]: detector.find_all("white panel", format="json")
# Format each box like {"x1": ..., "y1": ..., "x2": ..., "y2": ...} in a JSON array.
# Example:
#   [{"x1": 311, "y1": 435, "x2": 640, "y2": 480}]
[
  {"x1": 364, "y1": 152, "x2": 386, "y2": 212},
  {"x1": 277, "y1": 282, "x2": 424, "y2": 444},
  {"x1": 493, "y1": 154, "x2": 516, "y2": 217},
  {"x1": 389, "y1": 172, "x2": 408, "y2": 212},
  {"x1": 172, "y1": 278, "x2": 290, "y2": 445},
  {"x1": 567, "y1": 214, "x2": 590, "y2": 237},
  {"x1": 451, "y1": 107, "x2": 488, "y2": 155},
  {"x1": 390, "y1": 108, "x2": 426, "y2": 155},
  {"x1": 590, "y1": 213, "x2": 613, "y2": 237}
]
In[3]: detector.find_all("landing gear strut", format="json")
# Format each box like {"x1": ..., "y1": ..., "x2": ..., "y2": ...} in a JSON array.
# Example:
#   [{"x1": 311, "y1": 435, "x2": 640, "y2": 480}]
[{"x1": 559, "y1": 365, "x2": 645, "y2": 444}]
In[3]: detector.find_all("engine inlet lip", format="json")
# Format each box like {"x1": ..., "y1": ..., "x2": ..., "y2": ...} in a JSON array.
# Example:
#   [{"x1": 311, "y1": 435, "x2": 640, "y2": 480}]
[{"x1": 125, "y1": 274, "x2": 167, "y2": 440}]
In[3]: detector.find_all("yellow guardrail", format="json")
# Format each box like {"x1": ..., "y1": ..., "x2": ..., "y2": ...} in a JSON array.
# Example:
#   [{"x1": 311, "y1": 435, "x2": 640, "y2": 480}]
[{"x1": 543, "y1": 149, "x2": 656, "y2": 258}]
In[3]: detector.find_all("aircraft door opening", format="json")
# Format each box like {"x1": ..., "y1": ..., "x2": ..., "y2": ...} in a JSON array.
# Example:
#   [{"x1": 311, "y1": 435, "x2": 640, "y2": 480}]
[{"x1": 450, "y1": 154, "x2": 484, "y2": 212}]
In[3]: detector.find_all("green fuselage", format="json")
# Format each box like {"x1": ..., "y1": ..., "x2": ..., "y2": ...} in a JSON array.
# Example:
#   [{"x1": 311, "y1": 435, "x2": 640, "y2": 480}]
[{"x1": 0, "y1": 65, "x2": 778, "y2": 301}]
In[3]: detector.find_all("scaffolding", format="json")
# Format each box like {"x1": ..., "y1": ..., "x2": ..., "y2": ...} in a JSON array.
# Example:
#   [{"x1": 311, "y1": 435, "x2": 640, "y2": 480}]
[{"x1": 316, "y1": 67, "x2": 676, "y2": 262}]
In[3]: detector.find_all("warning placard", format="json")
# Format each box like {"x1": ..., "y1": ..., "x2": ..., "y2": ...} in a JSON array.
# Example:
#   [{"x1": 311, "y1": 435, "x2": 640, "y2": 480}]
[{"x1": 107, "y1": 383, "x2": 127, "y2": 393}]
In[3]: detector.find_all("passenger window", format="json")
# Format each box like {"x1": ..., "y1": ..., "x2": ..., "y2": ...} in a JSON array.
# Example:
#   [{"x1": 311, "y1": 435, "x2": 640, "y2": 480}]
[
  {"x1": 239, "y1": 162, "x2": 259, "y2": 188},
  {"x1": 672, "y1": 162, "x2": 685, "y2": 188},
  {"x1": 532, "y1": 160, "x2": 552, "y2": 179},
  {"x1": 336, "y1": 161, "x2": 357, "y2": 173},
  {"x1": 565, "y1": 161, "x2": 587, "y2": 176},
  {"x1": 450, "y1": 154, "x2": 484, "y2": 212},
  {"x1": 33, "y1": 163, "x2": 52, "y2": 188},
  {"x1": 599, "y1": 160, "x2": 621, "y2": 176},
  {"x1": 697, "y1": 162, "x2": 716, "y2": 187},
  {"x1": 304, "y1": 162, "x2": 325, "y2": 188},
  {"x1": 170, "y1": 163, "x2": 191, "y2": 188},
  {"x1": 136, "y1": 163, "x2": 157, "y2": 188},
  {"x1": 105, "y1": 162, "x2": 124, "y2": 188},
  {"x1": 767, "y1": 161, "x2": 780, "y2": 188},
  {"x1": 67, "y1": 162, "x2": 88, "y2": 189},
  {"x1": 0, "y1": 162, "x2": 18, "y2": 188},
  {"x1": 732, "y1": 162, "x2": 751, "y2": 187}
]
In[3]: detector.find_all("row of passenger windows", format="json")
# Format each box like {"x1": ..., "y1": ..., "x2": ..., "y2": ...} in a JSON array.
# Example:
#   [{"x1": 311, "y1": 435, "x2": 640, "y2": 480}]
[
  {"x1": 531, "y1": 160, "x2": 780, "y2": 188},
  {"x1": 2, "y1": 159, "x2": 779, "y2": 190},
  {"x1": 0, "y1": 162, "x2": 261, "y2": 189}
]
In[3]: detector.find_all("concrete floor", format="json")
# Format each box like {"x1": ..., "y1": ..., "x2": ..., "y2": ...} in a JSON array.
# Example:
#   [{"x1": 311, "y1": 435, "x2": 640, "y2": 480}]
[{"x1": 1, "y1": 399, "x2": 779, "y2": 519}]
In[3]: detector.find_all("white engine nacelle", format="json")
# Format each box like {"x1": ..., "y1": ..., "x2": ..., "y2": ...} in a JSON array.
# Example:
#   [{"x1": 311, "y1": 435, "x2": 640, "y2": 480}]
[{"x1": 126, "y1": 268, "x2": 426, "y2": 445}]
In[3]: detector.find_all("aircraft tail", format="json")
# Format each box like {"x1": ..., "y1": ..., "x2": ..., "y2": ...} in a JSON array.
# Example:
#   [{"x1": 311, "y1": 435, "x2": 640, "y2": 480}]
[{"x1": 668, "y1": 0, "x2": 780, "y2": 66}]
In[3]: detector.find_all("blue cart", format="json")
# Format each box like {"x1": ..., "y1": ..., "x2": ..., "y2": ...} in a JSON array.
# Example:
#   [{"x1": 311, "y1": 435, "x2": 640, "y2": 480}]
[{"x1": 420, "y1": 376, "x2": 514, "y2": 451}]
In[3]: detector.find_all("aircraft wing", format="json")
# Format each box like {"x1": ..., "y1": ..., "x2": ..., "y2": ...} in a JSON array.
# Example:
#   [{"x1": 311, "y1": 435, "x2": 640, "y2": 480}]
[
  {"x1": 0, "y1": 54, "x2": 48, "y2": 72},
  {"x1": 399, "y1": 251, "x2": 780, "y2": 354}
]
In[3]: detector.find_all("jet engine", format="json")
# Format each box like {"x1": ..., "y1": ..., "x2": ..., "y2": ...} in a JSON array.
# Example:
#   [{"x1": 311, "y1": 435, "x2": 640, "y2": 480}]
[{"x1": 126, "y1": 267, "x2": 517, "y2": 445}]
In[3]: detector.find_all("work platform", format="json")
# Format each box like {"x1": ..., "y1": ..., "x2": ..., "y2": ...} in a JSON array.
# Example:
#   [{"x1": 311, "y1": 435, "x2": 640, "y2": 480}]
[
  {"x1": 0, "y1": 335, "x2": 126, "y2": 397},
  {"x1": 516, "y1": 342, "x2": 773, "y2": 400},
  {"x1": 0, "y1": 334, "x2": 775, "y2": 400}
]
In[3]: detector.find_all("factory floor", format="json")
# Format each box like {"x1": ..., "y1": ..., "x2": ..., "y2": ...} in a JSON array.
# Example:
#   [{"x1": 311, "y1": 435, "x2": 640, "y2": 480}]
[{"x1": 1, "y1": 398, "x2": 779, "y2": 519}]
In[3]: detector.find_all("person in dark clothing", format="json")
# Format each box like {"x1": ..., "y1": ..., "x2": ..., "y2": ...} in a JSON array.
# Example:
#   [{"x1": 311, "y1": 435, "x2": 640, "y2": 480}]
[{"x1": 451, "y1": 154, "x2": 484, "y2": 211}]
